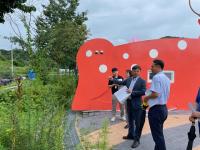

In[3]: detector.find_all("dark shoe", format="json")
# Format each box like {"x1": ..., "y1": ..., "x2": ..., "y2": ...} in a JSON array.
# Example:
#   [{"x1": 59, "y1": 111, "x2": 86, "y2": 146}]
[
  {"x1": 131, "y1": 140, "x2": 140, "y2": 148},
  {"x1": 122, "y1": 135, "x2": 134, "y2": 140},
  {"x1": 124, "y1": 124, "x2": 129, "y2": 129}
]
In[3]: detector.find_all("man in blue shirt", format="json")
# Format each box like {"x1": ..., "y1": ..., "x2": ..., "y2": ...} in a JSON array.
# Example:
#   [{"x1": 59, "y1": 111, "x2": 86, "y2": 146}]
[{"x1": 144, "y1": 59, "x2": 171, "y2": 150}]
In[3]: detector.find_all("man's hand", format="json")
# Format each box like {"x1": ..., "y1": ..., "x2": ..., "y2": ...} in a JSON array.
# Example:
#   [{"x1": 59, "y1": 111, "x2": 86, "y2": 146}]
[
  {"x1": 143, "y1": 96, "x2": 149, "y2": 103},
  {"x1": 109, "y1": 84, "x2": 117, "y2": 88},
  {"x1": 188, "y1": 111, "x2": 200, "y2": 122},
  {"x1": 191, "y1": 111, "x2": 200, "y2": 118},
  {"x1": 189, "y1": 116, "x2": 196, "y2": 123},
  {"x1": 143, "y1": 91, "x2": 158, "y2": 103},
  {"x1": 108, "y1": 76, "x2": 113, "y2": 80},
  {"x1": 127, "y1": 89, "x2": 132, "y2": 93}
]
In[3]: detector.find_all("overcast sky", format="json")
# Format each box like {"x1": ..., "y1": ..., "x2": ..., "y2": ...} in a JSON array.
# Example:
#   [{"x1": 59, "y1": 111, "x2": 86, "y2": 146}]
[{"x1": 1, "y1": 0, "x2": 200, "y2": 50}]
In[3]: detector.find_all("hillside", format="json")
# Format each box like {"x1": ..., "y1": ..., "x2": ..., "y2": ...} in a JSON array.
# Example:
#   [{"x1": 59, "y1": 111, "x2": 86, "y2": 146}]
[
  {"x1": 0, "y1": 49, "x2": 29, "y2": 78},
  {"x1": 0, "y1": 49, "x2": 29, "y2": 66}
]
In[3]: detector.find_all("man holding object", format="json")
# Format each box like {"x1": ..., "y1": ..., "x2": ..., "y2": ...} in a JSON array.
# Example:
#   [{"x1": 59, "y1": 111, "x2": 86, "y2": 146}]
[
  {"x1": 110, "y1": 65, "x2": 146, "y2": 148},
  {"x1": 143, "y1": 59, "x2": 170, "y2": 150}
]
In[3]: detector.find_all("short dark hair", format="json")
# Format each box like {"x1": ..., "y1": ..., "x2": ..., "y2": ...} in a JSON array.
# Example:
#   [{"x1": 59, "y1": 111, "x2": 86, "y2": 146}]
[
  {"x1": 126, "y1": 69, "x2": 132, "y2": 73},
  {"x1": 153, "y1": 59, "x2": 164, "y2": 69},
  {"x1": 112, "y1": 67, "x2": 118, "y2": 72},
  {"x1": 132, "y1": 65, "x2": 141, "y2": 70},
  {"x1": 126, "y1": 69, "x2": 132, "y2": 76}
]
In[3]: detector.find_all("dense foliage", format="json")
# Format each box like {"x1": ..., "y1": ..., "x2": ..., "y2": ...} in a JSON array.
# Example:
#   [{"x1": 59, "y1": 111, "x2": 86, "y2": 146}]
[
  {"x1": 0, "y1": 49, "x2": 29, "y2": 78},
  {"x1": 0, "y1": 1, "x2": 88, "y2": 149},
  {"x1": 5, "y1": 0, "x2": 88, "y2": 83},
  {"x1": 0, "y1": 75, "x2": 77, "y2": 149},
  {"x1": 0, "y1": 0, "x2": 36, "y2": 23},
  {"x1": 35, "y1": 0, "x2": 88, "y2": 69},
  {"x1": 0, "y1": 49, "x2": 29, "y2": 67}
]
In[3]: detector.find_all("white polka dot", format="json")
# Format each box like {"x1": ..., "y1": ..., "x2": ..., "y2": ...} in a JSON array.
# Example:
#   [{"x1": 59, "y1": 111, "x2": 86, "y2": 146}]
[
  {"x1": 149, "y1": 49, "x2": 158, "y2": 58},
  {"x1": 86, "y1": 50, "x2": 92, "y2": 57},
  {"x1": 178, "y1": 40, "x2": 187, "y2": 50},
  {"x1": 99, "y1": 64, "x2": 107, "y2": 73},
  {"x1": 123, "y1": 53, "x2": 129, "y2": 59},
  {"x1": 131, "y1": 64, "x2": 137, "y2": 70}
]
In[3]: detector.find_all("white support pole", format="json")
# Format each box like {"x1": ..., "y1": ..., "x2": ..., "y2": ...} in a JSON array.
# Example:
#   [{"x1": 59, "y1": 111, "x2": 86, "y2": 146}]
[{"x1": 11, "y1": 44, "x2": 13, "y2": 78}]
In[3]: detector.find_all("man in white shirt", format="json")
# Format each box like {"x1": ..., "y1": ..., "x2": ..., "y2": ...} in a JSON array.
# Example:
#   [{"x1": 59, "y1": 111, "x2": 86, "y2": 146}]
[{"x1": 144, "y1": 59, "x2": 170, "y2": 150}]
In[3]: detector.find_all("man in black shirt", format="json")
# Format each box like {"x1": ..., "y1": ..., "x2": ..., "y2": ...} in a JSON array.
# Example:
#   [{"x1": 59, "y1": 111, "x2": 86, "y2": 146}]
[{"x1": 108, "y1": 67, "x2": 125, "y2": 122}]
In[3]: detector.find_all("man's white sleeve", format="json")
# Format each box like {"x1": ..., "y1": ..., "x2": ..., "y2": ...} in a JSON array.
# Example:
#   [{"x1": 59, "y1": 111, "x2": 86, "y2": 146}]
[{"x1": 150, "y1": 77, "x2": 161, "y2": 94}]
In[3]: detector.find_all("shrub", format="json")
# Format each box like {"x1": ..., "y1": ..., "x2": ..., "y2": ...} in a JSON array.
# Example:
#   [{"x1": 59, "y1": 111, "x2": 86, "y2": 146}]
[{"x1": 0, "y1": 75, "x2": 76, "y2": 149}]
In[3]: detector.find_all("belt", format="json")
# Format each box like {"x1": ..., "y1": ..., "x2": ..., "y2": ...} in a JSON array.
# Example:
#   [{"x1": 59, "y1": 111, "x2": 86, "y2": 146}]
[{"x1": 150, "y1": 104, "x2": 167, "y2": 109}]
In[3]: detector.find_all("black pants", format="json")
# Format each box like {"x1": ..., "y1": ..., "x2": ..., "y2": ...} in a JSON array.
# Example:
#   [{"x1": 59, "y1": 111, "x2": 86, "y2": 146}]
[
  {"x1": 148, "y1": 105, "x2": 168, "y2": 150},
  {"x1": 138, "y1": 109, "x2": 146, "y2": 139},
  {"x1": 127, "y1": 100, "x2": 142, "y2": 141}
]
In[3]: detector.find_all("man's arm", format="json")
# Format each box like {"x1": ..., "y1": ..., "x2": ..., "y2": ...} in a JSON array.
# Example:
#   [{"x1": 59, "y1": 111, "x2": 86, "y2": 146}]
[
  {"x1": 131, "y1": 80, "x2": 146, "y2": 97},
  {"x1": 189, "y1": 111, "x2": 200, "y2": 122},
  {"x1": 108, "y1": 79, "x2": 116, "y2": 88},
  {"x1": 144, "y1": 91, "x2": 159, "y2": 102},
  {"x1": 110, "y1": 78, "x2": 127, "y2": 85},
  {"x1": 108, "y1": 84, "x2": 118, "y2": 88},
  {"x1": 144, "y1": 77, "x2": 160, "y2": 102}
]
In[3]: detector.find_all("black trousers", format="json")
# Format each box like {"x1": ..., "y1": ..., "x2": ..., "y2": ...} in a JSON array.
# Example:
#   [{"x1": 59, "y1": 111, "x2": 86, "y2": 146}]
[
  {"x1": 127, "y1": 100, "x2": 142, "y2": 141},
  {"x1": 148, "y1": 105, "x2": 168, "y2": 150},
  {"x1": 138, "y1": 109, "x2": 146, "y2": 139}
]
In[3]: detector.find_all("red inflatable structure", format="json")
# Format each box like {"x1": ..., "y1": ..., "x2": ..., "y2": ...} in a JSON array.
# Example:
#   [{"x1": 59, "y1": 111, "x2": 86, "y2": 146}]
[{"x1": 72, "y1": 38, "x2": 200, "y2": 111}]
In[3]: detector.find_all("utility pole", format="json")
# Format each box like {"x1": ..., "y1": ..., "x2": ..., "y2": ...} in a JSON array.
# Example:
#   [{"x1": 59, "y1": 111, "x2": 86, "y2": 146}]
[{"x1": 11, "y1": 44, "x2": 14, "y2": 78}]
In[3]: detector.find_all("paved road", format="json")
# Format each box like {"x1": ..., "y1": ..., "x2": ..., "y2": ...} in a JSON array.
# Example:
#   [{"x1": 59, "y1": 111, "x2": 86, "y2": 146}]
[
  {"x1": 77, "y1": 110, "x2": 200, "y2": 150},
  {"x1": 113, "y1": 123, "x2": 200, "y2": 150}
]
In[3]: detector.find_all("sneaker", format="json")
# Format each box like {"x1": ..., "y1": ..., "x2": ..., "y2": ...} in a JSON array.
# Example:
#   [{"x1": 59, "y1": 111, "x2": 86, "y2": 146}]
[
  {"x1": 121, "y1": 116, "x2": 126, "y2": 121},
  {"x1": 111, "y1": 116, "x2": 116, "y2": 122}
]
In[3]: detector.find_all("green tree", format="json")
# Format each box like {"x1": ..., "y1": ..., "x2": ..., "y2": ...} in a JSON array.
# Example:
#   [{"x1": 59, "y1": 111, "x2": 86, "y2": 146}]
[
  {"x1": 0, "y1": 0, "x2": 36, "y2": 23},
  {"x1": 47, "y1": 20, "x2": 87, "y2": 69},
  {"x1": 35, "y1": 0, "x2": 88, "y2": 70},
  {"x1": 5, "y1": 14, "x2": 35, "y2": 66}
]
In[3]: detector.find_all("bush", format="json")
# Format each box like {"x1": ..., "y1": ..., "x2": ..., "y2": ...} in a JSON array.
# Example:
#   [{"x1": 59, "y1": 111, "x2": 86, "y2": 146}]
[
  {"x1": 0, "y1": 54, "x2": 6, "y2": 61},
  {"x1": 0, "y1": 60, "x2": 11, "y2": 78},
  {"x1": 0, "y1": 75, "x2": 76, "y2": 149}
]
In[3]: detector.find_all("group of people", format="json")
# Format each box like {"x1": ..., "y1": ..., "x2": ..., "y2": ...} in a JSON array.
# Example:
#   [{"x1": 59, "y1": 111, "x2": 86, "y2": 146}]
[{"x1": 108, "y1": 59, "x2": 171, "y2": 150}]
